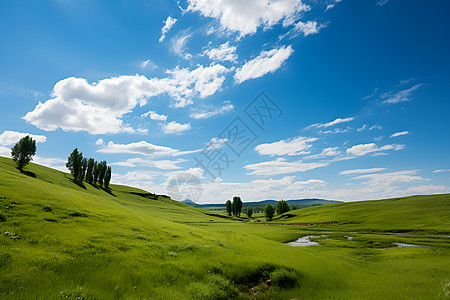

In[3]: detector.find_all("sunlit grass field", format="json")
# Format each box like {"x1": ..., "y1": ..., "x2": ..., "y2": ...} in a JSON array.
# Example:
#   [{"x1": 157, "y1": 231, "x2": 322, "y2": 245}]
[{"x1": 1, "y1": 156, "x2": 449, "y2": 299}]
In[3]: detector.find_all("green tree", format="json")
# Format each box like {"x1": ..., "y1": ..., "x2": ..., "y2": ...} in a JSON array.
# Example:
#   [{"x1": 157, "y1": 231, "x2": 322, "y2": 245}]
[
  {"x1": 86, "y1": 158, "x2": 95, "y2": 183},
  {"x1": 246, "y1": 207, "x2": 253, "y2": 218},
  {"x1": 11, "y1": 135, "x2": 36, "y2": 171},
  {"x1": 104, "y1": 166, "x2": 112, "y2": 189},
  {"x1": 233, "y1": 196, "x2": 242, "y2": 217},
  {"x1": 225, "y1": 200, "x2": 232, "y2": 216},
  {"x1": 80, "y1": 157, "x2": 88, "y2": 181},
  {"x1": 93, "y1": 161, "x2": 100, "y2": 185},
  {"x1": 98, "y1": 161, "x2": 107, "y2": 187},
  {"x1": 264, "y1": 203, "x2": 275, "y2": 221},
  {"x1": 276, "y1": 200, "x2": 291, "y2": 215},
  {"x1": 66, "y1": 148, "x2": 83, "y2": 181}
]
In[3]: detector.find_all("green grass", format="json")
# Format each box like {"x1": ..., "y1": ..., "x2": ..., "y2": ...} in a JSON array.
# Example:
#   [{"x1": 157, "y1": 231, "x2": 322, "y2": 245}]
[
  {"x1": 1, "y1": 156, "x2": 449, "y2": 299},
  {"x1": 273, "y1": 194, "x2": 450, "y2": 234}
]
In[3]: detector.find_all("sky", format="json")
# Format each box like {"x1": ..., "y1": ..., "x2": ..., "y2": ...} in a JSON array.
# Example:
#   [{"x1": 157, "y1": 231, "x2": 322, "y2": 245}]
[{"x1": 1, "y1": 0, "x2": 449, "y2": 203}]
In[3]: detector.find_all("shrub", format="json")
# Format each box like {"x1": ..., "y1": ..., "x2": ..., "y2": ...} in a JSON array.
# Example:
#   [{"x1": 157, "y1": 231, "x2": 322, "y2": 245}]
[
  {"x1": 69, "y1": 210, "x2": 87, "y2": 217},
  {"x1": 270, "y1": 268, "x2": 297, "y2": 289},
  {"x1": 42, "y1": 204, "x2": 53, "y2": 212},
  {"x1": 0, "y1": 213, "x2": 6, "y2": 222}
]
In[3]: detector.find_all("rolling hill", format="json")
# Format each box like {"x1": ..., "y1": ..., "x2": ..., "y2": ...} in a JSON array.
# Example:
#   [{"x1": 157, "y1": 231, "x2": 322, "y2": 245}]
[{"x1": 1, "y1": 156, "x2": 449, "y2": 299}]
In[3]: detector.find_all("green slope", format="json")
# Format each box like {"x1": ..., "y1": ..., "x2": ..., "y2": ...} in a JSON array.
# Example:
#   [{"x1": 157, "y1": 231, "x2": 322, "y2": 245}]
[
  {"x1": 1, "y1": 156, "x2": 449, "y2": 299},
  {"x1": 274, "y1": 194, "x2": 450, "y2": 234}
]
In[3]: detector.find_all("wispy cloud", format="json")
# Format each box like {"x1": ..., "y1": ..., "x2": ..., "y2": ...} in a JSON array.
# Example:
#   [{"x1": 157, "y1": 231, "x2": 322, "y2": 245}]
[
  {"x1": 346, "y1": 143, "x2": 404, "y2": 156},
  {"x1": 390, "y1": 131, "x2": 409, "y2": 138},
  {"x1": 339, "y1": 168, "x2": 386, "y2": 175},
  {"x1": 190, "y1": 101, "x2": 234, "y2": 119},
  {"x1": 382, "y1": 83, "x2": 423, "y2": 104},
  {"x1": 159, "y1": 16, "x2": 177, "y2": 42},
  {"x1": 306, "y1": 117, "x2": 354, "y2": 129},
  {"x1": 244, "y1": 157, "x2": 328, "y2": 176},
  {"x1": 98, "y1": 141, "x2": 200, "y2": 157},
  {"x1": 376, "y1": 0, "x2": 389, "y2": 7},
  {"x1": 254, "y1": 136, "x2": 318, "y2": 156}
]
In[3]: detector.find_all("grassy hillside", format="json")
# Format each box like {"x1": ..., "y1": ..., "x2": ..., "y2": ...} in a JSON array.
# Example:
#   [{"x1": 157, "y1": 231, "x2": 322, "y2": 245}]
[
  {"x1": 274, "y1": 194, "x2": 450, "y2": 234},
  {"x1": 1, "y1": 156, "x2": 449, "y2": 299}
]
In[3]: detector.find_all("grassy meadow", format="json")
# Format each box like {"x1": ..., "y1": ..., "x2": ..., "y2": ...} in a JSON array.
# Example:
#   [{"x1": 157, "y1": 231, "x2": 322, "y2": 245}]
[{"x1": 0, "y1": 156, "x2": 449, "y2": 299}]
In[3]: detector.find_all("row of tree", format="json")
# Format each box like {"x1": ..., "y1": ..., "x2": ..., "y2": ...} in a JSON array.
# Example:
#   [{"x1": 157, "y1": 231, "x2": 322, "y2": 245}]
[
  {"x1": 225, "y1": 196, "x2": 243, "y2": 217},
  {"x1": 224, "y1": 198, "x2": 292, "y2": 221},
  {"x1": 66, "y1": 148, "x2": 111, "y2": 189}
]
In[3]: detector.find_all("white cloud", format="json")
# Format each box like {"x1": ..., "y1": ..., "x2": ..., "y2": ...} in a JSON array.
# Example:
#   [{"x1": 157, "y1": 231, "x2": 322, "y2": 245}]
[
  {"x1": 33, "y1": 156, "x2": 68, "y2": 173},
  {"x1": 190, "y1": 101, "x2": 234, "y2": 119},
  {"x1": 346, "y1": 143, "x2": 404, "y2": 157},
  {"x1": 0, "y1": 146, "x2": 10, "y2": 157},
  {"x1": 339, "y1": 168, "x2": 387, "y2": 175},
  {"x1": 0, "y1": 130, "x2": 47, "y2": 146},
  {"x1": 382, "y1": 83, "x2": 423, "y2": 104},
  {"x1": 98, "y1": 140, "x2": 200, "y2": 157},
  {"x1": 171, "y1": 30, "x2": 193, "y2": 59},
  {"x1": 433, "y1": 169, "x2": 450, "y2": 173},
  {"x1": 186, "y1": 0, "x2": 310, "y2": 37},
  {"x1": 204, "y1": 42, "x2": 237, "y2": 62},
  {"x1": 141, "y1": 110, "x2": 168, "y2": 121},
  {"x1": 159, "y1": 16, "x2": 177, "y2": 42},
  {"x1": 24, "y1": 64, "x2": 229, "y2": 134},
  {"x1": 376, "y1": 0, "x2": 389, "y2": 7},
  {"x1": 281, "y1": 20, "x2": 323, "y2": 39},
  {"x1": 357, "y1": 125, "x2": 367, "y2": 132},
  {"x1": 352, "y1": 170, "x2": 428, "y2": 186},
  {"x1": 390, "y1": 131, "x2": 409, "y2": 138},
  {"x1": 234, "y1": 45, "x2": 294, "y2": 84},
  {"x1": 304, "y1": 147, "x2": 340, "y2": 159},
  {"x1": 244, "y1": 157, "x2": 328, "y2": 176},
  {"x1": 162, "y1": 121, "x2": 191, "y2": 134},
  {"x1": 306, "y1": 117, "x2": 354, "y2": 129},
  {"x1": 254, "y1": 136, "x2": 318, "y2": 156},
  {"x1": 96, "y1": 139, "x2": 104, "y2": 145},
  {"x1": 111, "y1": 157, "x2": 186, "y2": 170},
  {"x1": 140, "y1": 59, "x2": 157, "y2": 69}
]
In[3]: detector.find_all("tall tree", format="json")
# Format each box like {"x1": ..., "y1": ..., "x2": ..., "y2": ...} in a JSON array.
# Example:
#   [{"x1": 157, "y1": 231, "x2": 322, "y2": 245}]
[
  {"x1": 80, "y1": 157, "x2": 88, "y2": 181},
  {"x1": 246, "y1": 206, "x2": 253, "y2": 218},
  {"x1": 233, "y1": 196, "x2": 242, "y2": 217},
  {"x1": 276, "y1": 200, "x2": 291, "y2": 215},
  {"x1": 98, "y1": 160, "x2": 107, "y2": 187},
  {"x1": 11, "y1": 135, "x2": 36, "y2": 171},
  {"x1": 104, "y1": 166, "x2": 112, "y2": 189},
  {"x1": 86, "y1": 158, "x2": 95, "y2": 183},
  {"x1": 225, "y1": 200, "x2": 232, "y2": 216},
  {"x1": 66, "y1": 148, "x2": 83, "y2": 181},
  {"x1": 93, "y1": 161, "x2": 99, "y2": 185},
  {"x1": 264, "y1": 203, "x2": 275, "y2": 221}
]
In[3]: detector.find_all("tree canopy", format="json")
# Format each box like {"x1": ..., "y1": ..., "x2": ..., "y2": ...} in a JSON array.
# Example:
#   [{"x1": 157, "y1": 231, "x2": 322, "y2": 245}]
[{"x1": 11, "y1": 135, "x2": 36, "y2": 171}]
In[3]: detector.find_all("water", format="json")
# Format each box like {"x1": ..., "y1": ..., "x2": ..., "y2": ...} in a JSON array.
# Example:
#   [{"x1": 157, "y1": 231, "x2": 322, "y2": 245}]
[
  {"x1": 287, "y1": 236, "x2": 320, "y2": 247},
  {"x1": 395, "y1": 242, "x2": 425, "y2": 248}
]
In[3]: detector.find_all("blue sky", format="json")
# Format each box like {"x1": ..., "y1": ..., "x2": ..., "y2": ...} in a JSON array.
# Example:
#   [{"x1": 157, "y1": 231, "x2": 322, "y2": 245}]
[{"x1": 1, "y1": 0, "x2": 449, "y2": 203}]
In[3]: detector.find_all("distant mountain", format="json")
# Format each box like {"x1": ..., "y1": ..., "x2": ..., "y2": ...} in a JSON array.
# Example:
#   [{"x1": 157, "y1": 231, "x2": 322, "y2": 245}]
[{"x1": 181, "y1": 199, "x2": 198, "y2": 206}]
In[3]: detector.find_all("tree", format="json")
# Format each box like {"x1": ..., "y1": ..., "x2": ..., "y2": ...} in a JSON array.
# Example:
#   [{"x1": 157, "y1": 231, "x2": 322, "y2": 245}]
[
  {"x1": 66, "y1": 148, "x2": 83, "y2": 181},
  {"x1": 98, "y1": 160, "x2": 107, "y2": 187},
  {"x1": 233, "y1": 196, "x2": 242, "y2": 217},
  {"x1": 93, "y1": 161, "x2": 99, "y2": 185},
  {"x1": 225, "y1": 200, "x2": 232, "y2": 216},
  {"x1": 80, "y1": 157, "x2": 88, "y2": 181},
  {"x1": 276, "y1": 200, "x2": 291, "y2": 215},
  {"x1": 246, "y1": 207, "x2": 253, "y2": 218},
  {"x1": 104, "y1": 166, "x2": 112, "y2": 189},
  {"x1": 264, "y1": 203, "x2": 275, "y2": 221},
  {"x1": 11, "y1": 135, "x2": 36, "y2": 171},
  {"x1": 86, "y1": 158, "x2": 95, "y2": 183}
]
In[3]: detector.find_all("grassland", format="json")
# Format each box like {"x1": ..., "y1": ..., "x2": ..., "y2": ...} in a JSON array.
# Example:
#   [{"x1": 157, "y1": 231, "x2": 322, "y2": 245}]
[{"x1": 1, "y1": 156, "x2": 449, "y2": 299}]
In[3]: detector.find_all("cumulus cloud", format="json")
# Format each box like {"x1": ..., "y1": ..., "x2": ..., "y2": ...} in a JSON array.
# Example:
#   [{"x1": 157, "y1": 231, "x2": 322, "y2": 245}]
[
  {"x1": 159, "y1": 16, "x2": 177, "y2": 42},
  {"x1": 0, "y1": 130, "x2": 47, "y2": 146},
  {"x1": 281, "y1": 20, "x2": 323, "y2": 40},
  {"x1": 234, "y1": 45, "x2": 294, "y2": 84},
  {"x1": 351, "y1": 170, "x2": 428, "y2": 186},
  {"x1": 24, "y1": 64, "x2": 229, "y2": 134},
  {"x1": 306, "y1": 117, "x2": 354, "y2": 129},
  {"x1": 382, "y1": 83, "x2": 423, "y2": 104},
  {"x1": 186, "y1": 0, "x2": 310, "y2": 37},
  {"x1": 204, "y1": 42, "x2": 237, "y2": 62},
  {"x1": 98, "y1": 140, "x2": 200, "y2": 157},
  {"x1": 346, "y1": 143, "x2": 404, "y2": 157},
  {"x1": 162, "y1": 121, "x2": 191, "y2": 134},
  {"x1": 390, "y1": 131, "x2": 409, "y2": 138},
  {"x1": 141, "y1": 110, "x2": 168, "y2": 121},
  {"x1": 254, "y1": 136, "x2": 318, "y2": 156},
  {"x1": 244, "y1": 157, "x2": 328, "y2": 176},
  {"x1": 190, "y1": 101, "x2": 234, "y2": 119},
  {"x1": 339, "y1": 168, "x2": 387, "y2": 175},
  {"x1": 96, "y1": 139, "x2": 104, "y2": 145}
]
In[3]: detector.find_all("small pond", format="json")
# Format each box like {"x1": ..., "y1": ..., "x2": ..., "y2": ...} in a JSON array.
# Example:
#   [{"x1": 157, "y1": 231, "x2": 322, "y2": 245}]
[{"x1": 287, "y1": 236, "x2": 320, "y2": 247}]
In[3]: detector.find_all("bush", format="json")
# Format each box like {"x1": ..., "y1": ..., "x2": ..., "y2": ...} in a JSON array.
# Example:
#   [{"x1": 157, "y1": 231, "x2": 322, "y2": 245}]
[
  {"x1": 42, "y1": 204, "x2": 53, "y2": 212},
  {"x1": 0, "y1": 213, "x2": 6, "y2": 222},
  {"x1": 69, "y1": 210, "x2": 87, "y2": 217},
  {"x1": 187, "y1": 274, "x2": 237, "y2": 299},
  {"x1": 270, "y1": 268, "x2": 298, "y2": 289}
]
